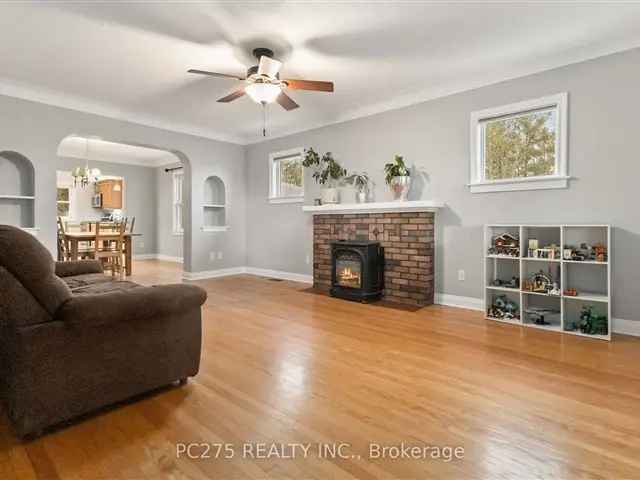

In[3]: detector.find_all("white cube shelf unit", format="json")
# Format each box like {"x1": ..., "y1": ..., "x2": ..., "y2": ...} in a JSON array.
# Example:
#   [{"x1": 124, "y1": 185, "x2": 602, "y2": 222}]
[{"x1": 484, "y1": 224, "x2": 611, "y2": 340}]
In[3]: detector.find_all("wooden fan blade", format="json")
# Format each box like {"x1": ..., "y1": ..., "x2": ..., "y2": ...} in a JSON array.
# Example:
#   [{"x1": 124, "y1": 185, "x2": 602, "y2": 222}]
[
  {"x1": 276, "y1": 91, "x2": 299, "y2": 111},
  {"x1": 283, "y1": 79, "x2": 334, "y2": 92},
  {"x1": 257, "y1": 56, "x2": 282, "y2": 78},
  {"x1": 188, "y1": 69, "x2": 245, "y2": 81},
  {"x1": 217, "y1": 89, "x2": 246, "y2": 103}
]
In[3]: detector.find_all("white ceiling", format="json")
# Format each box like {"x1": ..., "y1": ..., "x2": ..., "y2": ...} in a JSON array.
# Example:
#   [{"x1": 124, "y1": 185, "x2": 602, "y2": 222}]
[
  {"x1": 2, "y1": 2, "x2": 640, "y2": 145},
  {"x1": 58, "y1": 135, "x2": 178, "y2": 168}
]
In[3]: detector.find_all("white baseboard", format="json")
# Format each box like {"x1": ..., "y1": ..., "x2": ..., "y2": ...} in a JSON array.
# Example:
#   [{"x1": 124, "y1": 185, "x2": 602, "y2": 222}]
[
  {"x1": 133, "y1": 253, "x2": 183, "y2": 263},
  {"x1": 180, "y1": 265, "x2": 313, "y2": 283},
  {"x1": 435, "y1": 293, "x2": 484, "y2": 311},
  {"x1": 132, "y1": 254, "x2": 157, "y2": 260},
  {"x1": 182, "y1": 267, "x2": 247, "y2": 281},
  {"x1": 245, "y1": 267, "x2": 313, "y2": 284},
  {"x1": 613, "y1": 318, "x2": 640, "y2": 337},
  {"x1": 156, "y1": 254, "x2": 183, "y2": 263}
]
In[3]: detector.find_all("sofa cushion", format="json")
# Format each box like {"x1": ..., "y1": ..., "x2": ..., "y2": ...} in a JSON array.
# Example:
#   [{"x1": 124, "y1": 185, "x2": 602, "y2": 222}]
[
  {"x1": 69, "y1": 280, "x2": 141, "y2": 296},
  {"x1": 0, "y1": 266, "x2": 51, "y2": 327},
  {"x1": 55, "y1": 260, "x2": 103, "y2": 278},
  {"x1": 61, "y1": 273, "x2": 115, "y2": 292},
  {"x1": 0, "y1": 225, "x2": 71, "y2": 316}
]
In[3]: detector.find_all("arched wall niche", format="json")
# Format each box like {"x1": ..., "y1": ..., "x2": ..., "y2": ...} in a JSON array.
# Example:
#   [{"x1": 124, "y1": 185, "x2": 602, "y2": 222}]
[
  {"x1": 202, "y1": 175, "x2": 228, "y2": 231},
  {"x1": 0, "y1": 151, "x2": 36, "y2": 228}
]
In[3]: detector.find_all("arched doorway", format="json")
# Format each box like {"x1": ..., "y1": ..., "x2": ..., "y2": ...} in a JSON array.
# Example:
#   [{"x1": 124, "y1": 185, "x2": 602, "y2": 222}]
[{"x1": 56, "y1": 135, "x2": 192, "y2": 275}]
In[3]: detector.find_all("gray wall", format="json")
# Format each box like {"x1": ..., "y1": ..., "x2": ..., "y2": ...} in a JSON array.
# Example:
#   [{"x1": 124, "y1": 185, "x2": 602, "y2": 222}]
[
  {"x1": 156, "y1": 163, "x2": 183, "y2": 260},
  {"x1": 246, "y1": 47, "x2": 640, "y2": 322},
  {"x1": 0, "y1": 94, "x2": 246, "y2": 273}
]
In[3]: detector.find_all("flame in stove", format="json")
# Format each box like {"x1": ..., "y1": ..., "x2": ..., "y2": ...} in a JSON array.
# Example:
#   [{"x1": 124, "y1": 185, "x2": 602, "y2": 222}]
[{"x1": 340, "y1": 267, "x2": 360, "y2": 281}]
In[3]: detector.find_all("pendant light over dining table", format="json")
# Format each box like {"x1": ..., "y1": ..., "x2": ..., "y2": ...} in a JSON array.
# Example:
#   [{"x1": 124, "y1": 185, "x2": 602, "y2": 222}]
[{"x1": 71, "y1": 137, "x2": 101, "y2": 188}]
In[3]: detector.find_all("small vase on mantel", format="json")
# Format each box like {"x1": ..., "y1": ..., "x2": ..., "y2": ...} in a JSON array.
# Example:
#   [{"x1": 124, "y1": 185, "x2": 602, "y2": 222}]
[
  {"x1": 390, "y1": 175, "x2": 411, "y2": 201},
  {"x1": 320, "y1": 187, "x2": 339, "y2": 204},
  {"x1": 356, "y1": 190, "x2": 368, "y2": 203}
]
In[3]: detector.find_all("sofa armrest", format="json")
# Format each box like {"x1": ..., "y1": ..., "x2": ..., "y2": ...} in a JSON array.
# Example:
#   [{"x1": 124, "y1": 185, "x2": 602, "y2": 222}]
[
  {"x1": 55, "y1": 260, "x2": 104, "y2": 278},
  {"x1": 55, "y1": 284, "x2": 207, "y2": 327}
]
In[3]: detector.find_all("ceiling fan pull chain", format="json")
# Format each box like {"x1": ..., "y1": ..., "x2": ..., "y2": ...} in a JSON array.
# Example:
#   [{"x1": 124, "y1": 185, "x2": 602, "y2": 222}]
[{"x1": 262, "y1": 102, "x2": 267, "y2": 137}]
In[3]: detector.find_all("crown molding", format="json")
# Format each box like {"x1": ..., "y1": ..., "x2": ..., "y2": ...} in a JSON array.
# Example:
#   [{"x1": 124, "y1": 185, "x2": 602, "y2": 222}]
[{"x1": 0, "y1": 79, "x2": 245, "y2": 145}]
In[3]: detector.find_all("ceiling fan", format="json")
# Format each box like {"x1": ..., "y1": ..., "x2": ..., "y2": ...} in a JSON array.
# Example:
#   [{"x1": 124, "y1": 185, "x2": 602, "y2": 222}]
[{"x1": 187, "y1": 47, "x2": 334, "y2": 112}]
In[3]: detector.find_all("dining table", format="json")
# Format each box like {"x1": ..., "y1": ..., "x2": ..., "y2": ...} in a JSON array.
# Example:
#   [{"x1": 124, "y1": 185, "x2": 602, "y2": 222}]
[{"x1": 63, "y1": 231, "x2": 141, "y2": 276}]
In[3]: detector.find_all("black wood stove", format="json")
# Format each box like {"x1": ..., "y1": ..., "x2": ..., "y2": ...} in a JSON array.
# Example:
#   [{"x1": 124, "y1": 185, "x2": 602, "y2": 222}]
[{"x1": 330, "y1": 240, "x2": 384, "y2": 302}]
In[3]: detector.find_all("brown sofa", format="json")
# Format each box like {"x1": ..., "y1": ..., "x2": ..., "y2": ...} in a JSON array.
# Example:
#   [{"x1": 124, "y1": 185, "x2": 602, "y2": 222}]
[{"x1": 0, "y1": 225, "x2": 206, "y2": 437}]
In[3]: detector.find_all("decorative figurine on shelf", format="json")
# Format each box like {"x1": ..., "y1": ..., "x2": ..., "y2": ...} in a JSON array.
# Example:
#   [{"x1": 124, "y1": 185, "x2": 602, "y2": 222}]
[
  {"x1": 524, "y1": 307, "x2": 558, "y2": 326},
  {"x1": 522, "y1": 279, "x2": 533, "y2": 291},
  {"x1": 531, "y1": 270, "x2": 552, "y2": 293},
  {"x1": 505, "y1": 276, "x2": 519, "y2": 289},
  {"x1": 489, "y1": 233, "x2": 520, "y2": 257},
  {"x1": 564, "y1": 288, "x2": 578, "y2": 297},
  {"x1": 593, "y1": 243, "x2": 607, "y2": 263},
  {"x1": 487, "y1": 295, "x2": 519, "y2": 320},
  {"x1": 491, "y1": 276, "x2": 519, "y2": 289},
  {"x1": 565, "y1": 306, "x2": 608, "y2": 335},
  {"x1": 548, "y1": 282, "x2": 561, "y2": 296},
  {"x1": 527, "y1": 239, "x2": 539, "y2": 258},
  {"x1": 563, "y1": 248, "x2": 573, "y2": 260}
]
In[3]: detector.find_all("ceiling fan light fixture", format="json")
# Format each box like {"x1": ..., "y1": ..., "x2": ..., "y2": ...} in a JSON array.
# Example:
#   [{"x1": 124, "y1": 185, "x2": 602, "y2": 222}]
[{"x1": 245, "y1": 82, "x2": 281, "y2": 104}]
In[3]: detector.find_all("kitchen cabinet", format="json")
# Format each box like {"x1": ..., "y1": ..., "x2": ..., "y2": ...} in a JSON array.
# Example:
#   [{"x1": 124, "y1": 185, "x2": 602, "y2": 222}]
[{"x1": 96, "y1": 179, "x2": 123, "y2": 209}]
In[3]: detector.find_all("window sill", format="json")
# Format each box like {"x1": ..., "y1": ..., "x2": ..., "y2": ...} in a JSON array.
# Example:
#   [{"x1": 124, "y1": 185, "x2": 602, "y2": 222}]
[
  {"x1": 469, "y1": 176, "x2": 570, "y2": 193},
  {"x1": 268, "y1": 196, "x2": 304, "y2": 204}
]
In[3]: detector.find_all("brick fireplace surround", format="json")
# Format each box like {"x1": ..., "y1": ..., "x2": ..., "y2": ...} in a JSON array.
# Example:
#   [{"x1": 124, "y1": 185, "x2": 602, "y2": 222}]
[{"x1": 313, "y1": 211, "x2": 435, "y2": 305}]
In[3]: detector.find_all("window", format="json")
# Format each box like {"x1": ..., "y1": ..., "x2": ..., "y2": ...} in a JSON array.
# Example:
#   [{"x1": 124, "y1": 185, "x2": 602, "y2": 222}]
[
  {"x1": 56, "y1": 187, "x2": 71, "y2": 219},
  {"x1": 172, "y1": 172, "x2": 184, "y2": 234},
  {"x1": 269, "y1": 148, "x2": 304, "y2": 203},
  {"x1": 469, "y1": 93, "x2": 568, "y2": 193}
]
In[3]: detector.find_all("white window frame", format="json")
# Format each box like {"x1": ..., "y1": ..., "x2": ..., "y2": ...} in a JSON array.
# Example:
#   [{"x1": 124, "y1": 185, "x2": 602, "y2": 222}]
[
  {"x1": 56, "y1": 186, "x2": 72, "y2": 221},
  {"x1": 469, "y1": 92, "x2": 569, "y2": 193},
  {"x1": 268, "y1": 147, "x2": 304, "y2": 204},
  {"x1": 172, "y1": 171, "x2": 184, "y2": 235}
]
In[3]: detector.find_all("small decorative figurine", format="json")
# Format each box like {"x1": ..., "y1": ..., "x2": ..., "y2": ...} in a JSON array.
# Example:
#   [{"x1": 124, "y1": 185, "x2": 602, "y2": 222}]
[
  {"x1": 524, "y1": 307, "x2": 558, "y2": 325},
  {"x1": 487, "y1": 295, "x2": 519, "y2": 320},
  {"x1": 564, "y1": 288, "x2": 578, "y2": 296},
  {"x1": 489, "y1": 233, "x2": 520, "y2": 257},
  {"x1": 565, "y1": 306, "x2": 608, "y2": 335},
  {"x1": 548, "y1": 282, "x2": 561, "y2": 296}
]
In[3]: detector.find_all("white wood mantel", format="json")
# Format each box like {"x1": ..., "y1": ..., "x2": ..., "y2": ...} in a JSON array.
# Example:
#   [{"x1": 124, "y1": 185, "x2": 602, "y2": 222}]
[{"x1": 302, "y1": 200, "x2": 444, "y2": 215}]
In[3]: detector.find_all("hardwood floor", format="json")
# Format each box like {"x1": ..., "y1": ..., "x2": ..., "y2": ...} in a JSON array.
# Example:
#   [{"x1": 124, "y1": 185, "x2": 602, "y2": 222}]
[{"x1": 2, "y1": 260, "x2": 640, "y2": 479}]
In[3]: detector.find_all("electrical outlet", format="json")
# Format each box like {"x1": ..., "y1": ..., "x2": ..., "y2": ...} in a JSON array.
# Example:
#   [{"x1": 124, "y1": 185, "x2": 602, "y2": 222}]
[
  {"x1": 209, "y1": 251, "x2": 216, "y2": 261},
  {"x1": 217, "y1": 251, "x2": 223, "y2": 260},
  {"x1": 458, "y1": 269, "x2": 465, "y2": 281},
  {"x1": 306, "y1": 254, "x2": 311, "y2": 265}
]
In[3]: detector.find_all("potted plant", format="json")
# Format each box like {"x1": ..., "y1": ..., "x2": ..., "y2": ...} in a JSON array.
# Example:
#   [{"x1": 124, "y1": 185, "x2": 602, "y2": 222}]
[
  {"x1": 345, "y1": 171, "x2": 370, "y2": 203},
  {"x1": 302, "y1": 148, "x2": 347, "y2": 204},
  {"x1": 384, "y1": 154, "x2": 411, "y2": 201}
]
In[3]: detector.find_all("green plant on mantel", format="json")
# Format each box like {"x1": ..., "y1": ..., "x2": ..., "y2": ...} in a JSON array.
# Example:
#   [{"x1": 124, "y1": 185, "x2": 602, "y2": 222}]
[
  {"x1": 302, "y1": 148, "x2": 347, "y2": 186},
  {"x1": 344, "y1": 171, "x2": 370, "y2": 192},
  {"x1": 384, "y1": 154, "x2": 410, "y2": 185}
]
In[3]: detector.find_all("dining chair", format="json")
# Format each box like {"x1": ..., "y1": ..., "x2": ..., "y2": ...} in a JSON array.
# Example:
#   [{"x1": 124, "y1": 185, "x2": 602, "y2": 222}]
[
  {"x1": 56, "y1": 217, "x2": 70, "y2": 261},
  {"x1": 93, "y1": 221, "x2": 126, "y2": 279}
]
